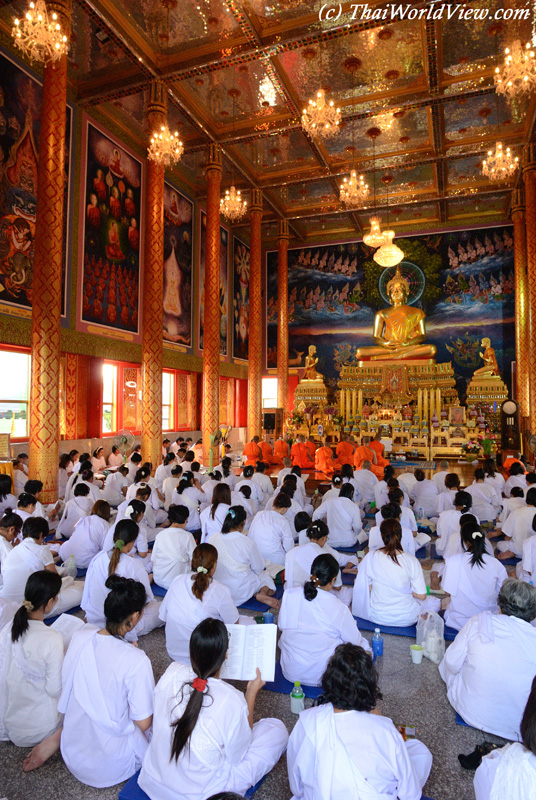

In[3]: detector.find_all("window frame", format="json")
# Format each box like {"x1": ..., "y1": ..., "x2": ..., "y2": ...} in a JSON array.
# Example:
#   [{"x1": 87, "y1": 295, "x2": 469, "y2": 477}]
[{"x1": 0, "y1": 345, "x2": 31, "y2": 442}]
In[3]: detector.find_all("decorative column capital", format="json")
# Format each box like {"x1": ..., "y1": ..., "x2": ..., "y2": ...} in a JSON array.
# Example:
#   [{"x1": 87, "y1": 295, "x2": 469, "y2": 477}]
[
  {"x1": 278, "y1": 218, "x2": 290, "y2": 241},
  {"x1": 511, "y1": 187, "x2": 525, "y2": 217},
  {"x1": 47, "y1": 0, "x2": 72, "y2": 34},
  {"x1": 206, "y1": 143, "x2": 222, "y2": 175},
  {"x1": 250, "y1": 188, "x2": 263, "y2": 214},
  {"x1": 147, "y1": 80, "x2": 167, "y2": 116},
  {"x1": 523, "y1": 143, "x2": 536, "y2": 175}
]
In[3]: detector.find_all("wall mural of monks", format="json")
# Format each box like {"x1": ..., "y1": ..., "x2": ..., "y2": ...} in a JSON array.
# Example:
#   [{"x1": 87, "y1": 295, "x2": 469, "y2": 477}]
[
  {"x1": 266, "y1": 224, "x2": 515, "y2": 401},
  {"x1": 0, "y1": 50, "x2": 71, "y2": 317},
  {"x1": 232, "y1": 235, "x2": 250, "y2": 362},
  {"x1": 198, "y1": 210, "x2": 228, "y2": 356},
  {"x1": 78, "y1": 119, "x2": 142, "y2": 339},
  {"x1": 163, "y1": 183, "x2": 193, "y2": 349}
]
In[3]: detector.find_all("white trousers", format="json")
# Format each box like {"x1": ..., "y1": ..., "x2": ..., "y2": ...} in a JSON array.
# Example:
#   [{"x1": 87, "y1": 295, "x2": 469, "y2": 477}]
[
  {"x1": 406, "y1": 739, "x2": 433, "y2": 790},
  {"x1": 125, "y1": 598, "x2": 164, "y2": 642},
  {"x1": 45, "y1": 578, "x2": 84, "y2": 617},
  {"x1": 227, "y1": 718, "x2": 289, "y2": 796}
]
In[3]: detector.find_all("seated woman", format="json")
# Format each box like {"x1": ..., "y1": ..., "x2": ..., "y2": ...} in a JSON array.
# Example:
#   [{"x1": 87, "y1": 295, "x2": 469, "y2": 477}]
[
  {"x1": 163, "y1": 465, "x2": 183, "y2": 511},
  {"x1": 14, "y1": 491, "x2": 37, "y2": 526},
  {"x1": 373, "y1": 465, "x2": 395, "y2": 509},
  {"x1": 321, "y1": 474, "x2": 344, "y2": 505},
  {"x1": 91, "y1": 447, "x2": 107, "y2": 473},
  {"x1": 339, "y1": 463, "x2": 362, "y2": 505},
  {"x1": 496, "y1": 486, "x2": 536, "y2": 561},
  {"x1": 171, "y1": 471, "x2": 207, "y2": 537},
  {"x1": 312, "y1": 484, "x2": 364, "y2": 549},
  {"x1": 266, "y1": 479, "x2": 303, "y2": 529},
  {"x1": 435, "y1": 491, "x2": 475, "y2": 558},
  {"x1": 439, "y1": 579, "x2": 536, "y2": 740},
  {"x1": 0, "y1": 474, "x2": 16, "y2": 517},
  {"x1": 279, "y1": 554, "x2": 370, "y2": 687},
  {"x1": 410, "y1": 468, "x2": 439, "y2": 520},
  {"x1": 474, "y1": 675, "x2": 536, "y2": 800},
  {"x1": 59, "y1": 576, "x2": 154, "y2": 787},
  {"x1": 437, "y1": 473, "x2": 461, "y2": 514},
  {"x1": 210, "y1": 506, "x2": 279, "y2": 609},
  {"x1": 0, "y1": 571, "x2": 63, "y2": 759},
  {"x1": 249, "y1": 493, "x2": 295, "y2": 567},
  {"x1": 213, "y1": 457, "x2": 237, "y2": 491},
  {"x1": 482, "y1": 458, "x2": 505, "y2": 503},
  {"x1": 151, "y1": 504, "x2": 196, "y2": 590},
  {"x1": 368, "y1": 504, "x2": 418, "y2": 556},
  {"x1": 102, "y1": 464, "x2": 129, "y2": 507},
  {"x1": 118, "y1": 485, "x2": 163, "y2": 544},
  {"x1": 160, "y1": 543, "x2": 244, "y2": 664},
  {"x1": 442, "y1": 522, "x2": 508, "y2": 631},
  {"x1": 230, "y1": 485, "x2": 255, "y2": 528},
  {"x1": 375, "y1": 488, "x2": 417, "y2": 533},
  {"x1": 82, "y1": 518, "x2": 163, "y2": 642},
  {"x1": 0, "y1": 511, "x2": 22, "y2": 588},
  {"x1": 126, "y1": 466, "x2": 167, "y2": 527},
  {"x1": 139, "y1": 618, "x2": 288, "y2": 800},
  {"x1": 107, "y1": 445, "x2": 124, "y2": 468},
  {"x1": 68, "y1": 467, "x2": 102, "y2": 504},
  {"x1": 504, "y1": 462, "x2": 527, "y2": 497},
  {"x1": 287, "y1": 643, "x2": 432, "y2": 800},
  {"x1": 235, "y1": 465, "x2": 264, "y2": 514},
  {"x1": 57, "y1": 453, "x2": 72, "y2": 500},
  {"x1": 466, "y1": 468, "x2": 500, "y2": 522},
  {"x1": 252, "y1": 461, "x2": 275, "y2": 506},
  {"x1": 103, "y1": 499, "x2": 151, "y2": 571},
  {"x1": 200, "y1": 484, "x2": 231, "y2": 543},
  {"x1": 54, "y1": 483, "x2": 93, "y2": 539},
  {"x1": 58, "y1": 499, "x2": 111, "y2": 568},
  {"x1": 352, "y1": 519, "x2": 440, "y2": 626}
]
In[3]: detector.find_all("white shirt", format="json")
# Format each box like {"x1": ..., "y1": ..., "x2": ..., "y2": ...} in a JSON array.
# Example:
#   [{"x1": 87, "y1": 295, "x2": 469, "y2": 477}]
[
  {"x1": 102, "y1": 472, "x2": 128, "y2": 506},
  {"x1": 442, "y1": 551, "x2": 507, "y2": 631},
  {"x1": 285, "y1": 541, "x2": 357, "y2": 589},
  {"x1": 107, "y1": 451, "x2": 124, "y2": 467},
  {"x1": 504, "y1": 475, "x2": 527, "y2": 497},
  {"x1": 368, "y1": 524, "x2": 416, "y2": 556},
  {"x1": 437, "y1": 489, "x2": 457, "y2": 513},
  {"x1": 159, "y1": 574, "x2": 238, "y2": 664},
  {"x1": 0, "y1": 536, "x2": 13, "y2": 589},
  {"x1": 410, "y1": 480, "x2": 438, "y2": 518},
  {"x1": 432, "y1": 471, "x2": 449, "y2": 493},
  {"x1": 162, "y1": 476, "x2": 181, "y2": 511},
  {"x1": 59, "y1": 515, "x2": 109, "y2": 568},
  {"x1": 82, "y1": 550, "x2": 154, "y2": 628},
  {"x1": 397, "y1": 471, "x2": 417, "y2": 495},
  {"x1": 209, "y1": 529, "x2": 268, "y2": 606},
  {"x1": 171, "y1": 486, "x2": 206, "y2": 531},
  {"x1": 155, "y1": 463, "x2": 172, "y2": 490},
  {"x1": 151, "y1": 527, "x2": 196, "y2": 590},
  {"x1": 0, "y1": 538, "x2": 54, "y2": 603},
  {"x1": 200, "y1": 503, "x2": 230, "y2": 543},
  {"x1": 352, "y1": 468, "x2": 379, "y2": 503},
  {"x1": 235, "y1": 479, "x2": 263, "y2": 512},
  {"x1": 0, "y1": 494, "x2": 17, "y2": 516},
  {"x1": 248, "y1": 509, "x2": 295, "y2": 565},
  {"x1": 375, "y1": 506, "x2": 417, "y2": 533},
  {"x1": 91, "y1": 456, "x2": 107, "y2": 472},
  {"x1": 313, "y1": 497, "x2": 362, "y2": 548},
  {"x1": 466, "y1": 482, "x2": 499, "y2": 522},
  {"x1": 352, "y1": 550, "x2": 426, "y2": 626},
  {"x1": 502, "y1": 506, "x2": 536, "y2": 557},
  {"x1": 55, "y1": 496, "x2": 93, "y2": 539},
  {"x1": 252, "y1": 472, "x2": 274, "y2": 504}
]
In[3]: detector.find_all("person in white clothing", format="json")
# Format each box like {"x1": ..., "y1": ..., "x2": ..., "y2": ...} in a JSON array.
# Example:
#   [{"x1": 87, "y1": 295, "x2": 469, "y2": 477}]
[
  {"x1": 437, "y1": 473, "x2": 461, "y2": 513},
  {"x1": 0, "y1": 512, "x2": 22, "y2": 589},
  {"x1": 200, "y1": 483, "x2": 231, "y2": 543},
  {"x1": 432, "y1": 460, "x2": 450, "y2": 493},
  {"x1": 209, "y1": 506, "x2": 279, "y2": 608},
  {"x1": 410, "y1": 468, "x2": 439, "y2": 520},
  {"x1": 235, "y1": 465, "x2": 263, "y2": 514},
  {"x1": 373, "y1": 465, "x2": 395, "y2": 509},
  {"x1": 171, "y1": 471, "x2": 207, "y2": 535},
  {"x1": 279, "y1": 554, "x2": 370, "y2": 687},
  {"x1": 230, "y1": 485, "x2": 255, "y2": 528},
  {"x1": 288, "y1": 466, "x2": 311, "y2": 513},
  {"x1": 162, "y1": 465, "x2": 182, "y2": 511},
  {"x1": 125, "y1": 453, "x2": 143, "y2": 485},
  {"x1": 352, "y1": 520, "x2": 440, "y2": 626},
  {"x1": 54, "y1": 484, "x2": 93, "y2": 539},
  {"x1": 287, "y1": 643, "x2": 432, "y2": 800},
  {"x1": 368, "y1": 505, "x2": 419, "y2": 556},
  {"x1": 496, "y1": 486, "x2": 536, "y2": 560},
  {"x1": 313, "y1": 484, "x2": 363, "y2": 548},
  {"x1": 126, "y1": 466, "x2": 167, "y2": 527},
  {"x1": 91, "y1": 447, "x2": 107, "y2": 473},
  {"x1": 82, "y1": 519, "x2": 162, "y2": 642},
  {"x1": 398, "y1": 465, "x2": 417, "y2": 495},
  {"x1": 504, "y1": 463, "x2": 527, "y2": 497},
  {"x1": 519, "y1": 530, "x2": 536, "y2": 582},
  {"x1": 213, "y1": 457, "x2": 238, "y2": 491},
  {"x1": 497, "y1": 486, "x2": 525, "y2": 528},
  {"x1": 138, "y1": 618, "x2": 288, "y2": 800},
  {"x1": 252, "y1": 461, "x2": 274, "y2": 506},
  {"x1": 439, "y1": 579, "x2": 536, "y2": 741},
  {"x1": 102, "y1": 500, "x2": 150, "y2": 568},
  {"x1": 0, "y1": 475, "x2": 16, "y2": 517},
  {"x1": 434, "y1": 491, "x2": 475, "y2": 558},
  {"x1": 482, "y1": 458, "x2": 505, "y2": 501},
  {"x1": 466, "y1": 468, "x2": 500, "y2": 522},
  {"x1": 102, "y1": 465, "x2": 129, "y2": 507},
  {"x1": 352, "y1": 461, "x2": 379, "y2": 506},
  {"x1": 198, "y1": 471, "x2": 222, "y2": 504},
  {"x1": 375, "y1": 477, "x2": 410, "y2": 511},
  {"x1": 376, "y1": 487, "x2": 418, "y2": 532},
  {"x1": 160, "y1": 544, "x2": 242, "y2": 664},
  {"x1": 155, "y1": 453, "x2": 176, "y2": 490},
  {"x1": 442, "y1": 523, "x2": 508, "y2": 630},
  {"x1": 152, "y1": 505, "x2": 196, "y2": 590},
  {"x1": 266, "y1": 481, "x2": 302, "y2": 530},
  {"x1": 107, "y1": 445, "x2": 124, "y2": 467},
  {"x1": 320, "y1": 474, "x2": 344, "y2": 505},
  {"x1": 57, "y1": 454, "x2": 72, "y2": 500},
  {"x1": 14, "y1": 492, "x2": 38, "y2": 532},
  {"x1": 339, "y1": 464, "x2": 362, "y2": 505},
  {"x1": 63, "y1": 459, "x2": 90, "y2": 502},
  {"x1": 58, "y1": 575, "x2": 154, "y2": 787},
  {"x1": 58, "y1": 500, "x2": 111, "y2": 568},
  {"x1": 248, "y1": 494, "x2": 294, "y2": 568},
  {"x1": 276, "y1": 457, "x2": 292, "y2": 486},
  {"x1": 67, "y1": 468, "x2": 101, "y2": 505}
]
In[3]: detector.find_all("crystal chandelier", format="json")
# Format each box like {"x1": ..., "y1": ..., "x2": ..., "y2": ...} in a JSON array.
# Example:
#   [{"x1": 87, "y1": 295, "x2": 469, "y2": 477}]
[
  {"x1": 147, "y1": 125, "x2": 183, "y2": 167},
  {"x1": 363, "y1": 216, "x2": 385, "y2": 248},
  {"x1": 373, "y1": 230, "x2": 404, "y2": 267},
  {"x1": 302, "y1": 89, "x2": 341, "y2": 138},
  {"x1": 220, "y1": 185, "x2": 248, "y2": 222},
  {"x1": 482, "y1": 141, "x2": 519, "y2": 181},
  {"x1": 12, "y1": 0, "x2": 68, "y2": 64},
  {"x1": 494, "y1": 40, "x2": 536, "y2": 101},
  {"x1": 340, "y1": 170, "x2": 369, "y2": 208}
]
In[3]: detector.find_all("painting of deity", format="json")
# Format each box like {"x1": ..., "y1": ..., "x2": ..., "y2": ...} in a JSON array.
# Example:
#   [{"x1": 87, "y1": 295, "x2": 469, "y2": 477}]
[
  {"x1": 78, "y1": 120, "x2": 143, "y2": 338},
  {"x1": 198, "y1": 210, "x2": 228, "y2": 356},
  {"x1": 232, "y1": 236, "x2": 249, "y2": 361},
  {"x1": 0, "y1": 50, "x2": 71, "y2": 316},
  {"x1": 163, "y1": 183, "x2": 193, "y2": 349}
]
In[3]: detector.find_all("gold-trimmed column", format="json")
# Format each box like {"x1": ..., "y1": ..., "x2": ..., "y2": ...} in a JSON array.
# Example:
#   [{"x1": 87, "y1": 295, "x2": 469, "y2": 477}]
[
  {"x1": 202, "y1": 144, "x2": 222, "y2": 465},
  {"x1": 511, "y1": 188, "x2": 530, "y2": 420},
  {"x1": 277, "y1": 219, "x2": 290, "y2": 416},
  {"x1": 141, "y1": 81, "x2": 166, "y2": 471},
  {"x1": 523, "y1": 144, "x2": 536, "y2": 431},
  {"x1": 29, "y1": 0, "x2": 71, "y2": 502},
  {"x1": 247, "y1": 189, "x2": 263, "y2": 441}
]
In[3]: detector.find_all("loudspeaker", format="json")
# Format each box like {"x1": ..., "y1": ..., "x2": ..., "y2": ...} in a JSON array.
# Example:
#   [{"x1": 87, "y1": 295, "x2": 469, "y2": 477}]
[{"x1": 263, "y1": 412, "x2": 276, "y2": 431}]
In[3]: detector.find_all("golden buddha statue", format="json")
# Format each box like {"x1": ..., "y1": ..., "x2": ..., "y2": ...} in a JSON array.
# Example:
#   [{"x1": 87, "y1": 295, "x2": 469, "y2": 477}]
[
  {"x1": 473, "y1": 338, "x2": 499, "y2": 377},
  {"x1": 355, "y1": 265, "x2": 436, "y2": 361},
  {"x1": 302, "y1": 345, "x2": 322, "y2": 381}
]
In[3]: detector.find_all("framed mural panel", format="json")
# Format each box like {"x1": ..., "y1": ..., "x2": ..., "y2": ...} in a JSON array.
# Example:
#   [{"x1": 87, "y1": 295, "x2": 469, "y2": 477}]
[
  {"x1": 232, "y1": 235, "x2": 249, "y2": 362},
  {"x1": 163, "y1": 183, "x2": 193, "y2": 350},
  {"x1": 77, "y1": 117, "x2": 143, "y2": 342},
  {"x1": 0, "y1": 48, "x2": 72, "y2": 320},
  {"x1": 198, "y1": 209, "x2": 228, "y2": 357}
]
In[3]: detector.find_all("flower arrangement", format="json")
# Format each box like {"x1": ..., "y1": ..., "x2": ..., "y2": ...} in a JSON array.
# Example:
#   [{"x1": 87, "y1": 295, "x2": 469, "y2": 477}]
[
  {"x1": 461, "y1": 440, "x2": 481, "y2": 455},
  {"x1": 303, "y1": 404, "x2": 319, "y2": 418},
  {"x1": 288, "y1": 410, "x2": 304, "y2": 427},
  {"x1": 324, "y1": 406, "x2": 336, "y2": 417}
]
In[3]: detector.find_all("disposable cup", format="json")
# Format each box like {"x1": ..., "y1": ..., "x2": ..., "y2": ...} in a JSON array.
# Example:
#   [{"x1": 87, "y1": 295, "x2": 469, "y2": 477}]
[{"x1": 410, "y1": 644, "x2": 424, "y2": 664}]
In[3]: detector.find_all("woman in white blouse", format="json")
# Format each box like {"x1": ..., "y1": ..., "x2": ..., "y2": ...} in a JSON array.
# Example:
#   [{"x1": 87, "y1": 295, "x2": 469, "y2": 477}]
[
  {"x1": 91, "y1": 447, "x2": 107, "y2": 473},
  {"x1": 200, "y1": 483, "x2": 232, "y2": 543},
  {"x1": 171, "y1": 471, "x2": 207, "y2": 535},
  {"x1": 312, "y1": 483, "x2": 363, "y2": 548},
  {"x1": 57, "y1": 453, "x2": 72, "y2": 500},
  {"x1": 107, "y1": 445, "x2": 124, "y2": 468}
]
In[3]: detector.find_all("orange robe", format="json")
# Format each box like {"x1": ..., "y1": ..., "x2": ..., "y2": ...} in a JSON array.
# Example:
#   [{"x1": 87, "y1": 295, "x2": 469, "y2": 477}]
[
  {"x1": 306, "y1": 441, "x2": 317, "y2": 462},
  {"x1": 291, "y1": 442, "x2": 314, "y2": 469},
  {"x1": 502, "y1": 456, "x2": 526, "y2": 476},
  {"x1": 336, "y1": 441, "x2": 354, "y2": 468},
  {"x1": 260, "y1": 441, "x2": 278, "y2": 466},
  {"x1": 243, "y1": 442, "x2": 262, "y2": 466},
  {"x1": 315, "y1": 445, "x2": 335, "y2": 476},
  {"x1": 369, "y1": 439, "x2": 389, "y2": 469},
  {"x1": 273, "y1": 440, "x2": 289, "y2": 462},
  {"x1": 354, "y1": 444, "x2": 384, "y2": 479}
]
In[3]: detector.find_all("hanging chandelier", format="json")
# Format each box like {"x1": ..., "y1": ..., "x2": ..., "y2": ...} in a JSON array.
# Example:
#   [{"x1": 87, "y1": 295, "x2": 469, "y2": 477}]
[
  {"x1": 481, "y1": 141, "x2": 519, "y2": 180},
  {"x1": 147, "y1": 125, "x2": 183, "y2": 166},
  {"x1": 302, "y1": 89, "x2": 341, "y2": 138},
  {"x1": 12, "y1": 0, "x2": 68, "y2": 64},
  {"x1": 340, "y1": 170, "x2": 369, "y2": 208},
  {"x1": 363, "y1": 216, "x2": 385, "y2": 248},
  {"x1": 220, "y1": 185, "x2": 248, "y2": 222},
  {"x1": 494, "y1": 40, "x2": 536, "y2": 101},
  {"x1": 373, "y1": 230, "x2": 404, "y2": 267}
]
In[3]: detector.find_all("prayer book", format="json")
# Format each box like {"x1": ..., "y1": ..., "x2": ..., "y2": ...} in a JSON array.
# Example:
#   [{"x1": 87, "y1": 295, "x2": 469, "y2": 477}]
[
  {"x1": 50, "y1": 614, "x2": 86, "y2": 649},
  {"x1": 220, "y1": 623, "x2": 277, "y2": 683}
]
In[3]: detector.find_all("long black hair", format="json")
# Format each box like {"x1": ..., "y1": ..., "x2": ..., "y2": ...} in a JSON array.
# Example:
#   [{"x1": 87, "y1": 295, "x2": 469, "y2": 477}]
[
  {"x1": 170, "y1": 618, "x2": 228, "y2": 761},
  {"x1": 339, "y1": 483, "x2": 354, "y2": 501},
  {"x1": 379, "y1": 518, "x2": 402, "y2": 564},
  {"x1": 176, "y1": 472, "x2": 194, "y2": 494},
  {"x1": 210, "y1": 484, "x2": 231, "y2": 519},
  {"x1": 304, "y1": 554, "x2": 339, "y2": 601},
  {"x1": 319, "y1": 643, "x2": 382, "y2": 712},
  {"x1": 104, "y1": 575, "x2": 147, "y2": 636},
  {"x1": 0, "y1": 474, "x2": 13, "y2": 501},
  {"x1": 12, "y1": 571, "x2": 62, "y2": 642},
  {"x1": 221, "y1": 505, "x2": 247, "y2": 532},
  {"x1": 109, "y1": 518, "x2": 139, "y2": 576},
  {"x1": 460, "y1": 521, "x2": 487, "y2": 568}
]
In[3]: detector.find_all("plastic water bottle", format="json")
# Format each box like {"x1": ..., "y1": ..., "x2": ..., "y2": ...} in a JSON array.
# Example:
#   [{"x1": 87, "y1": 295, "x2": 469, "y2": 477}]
[
  {"x1": 63, "y1": 555, "x2": 77, "y2": 579},
  {"x1": 416, "y1": 506, "x2": 424, "y2": 522},
  {"x1": 371, "y1": 629, "x2": 384, "y2": 662},
  {"x1": 290, "y1": 681, "x2": 305, "y2": 714}
]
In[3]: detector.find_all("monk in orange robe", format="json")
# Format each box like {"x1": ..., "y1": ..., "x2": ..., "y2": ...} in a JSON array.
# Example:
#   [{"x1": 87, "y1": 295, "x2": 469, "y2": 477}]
[
  {"x1": 369, "y1": 433, "x2": 389, "y2": 471},
  {"x1": 315, "y1": 444, "x2": 335, "y2": 476},
  {"x1": 291, "y1": 435, "x2": 315, "y2": 470},
  {"x1": 259, "y1": 437, "x2": 279, "y2": 466},
  {"x1": 243, "y1": 436, "x2": 263, "y2": 466},
  {"x1": 502, "y1": 453, "x2": 525, "y2": 476},
  {"x1": 306, "y1": 438, "x2": 317, "y2": 463},
  {"x1": 273, "y1": 438, "x2": 289, "y2": 463},
  {"x1": 336, "y1": 435, "x2": 355, "y2": 468},
  {"x1": 354, "y1": 436, "x2": 384, "y2": 479}
]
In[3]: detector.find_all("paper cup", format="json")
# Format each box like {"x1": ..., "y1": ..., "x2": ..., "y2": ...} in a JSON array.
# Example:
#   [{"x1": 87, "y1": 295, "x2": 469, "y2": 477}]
[{"x1": 410, "y1": 644, "x2": 424, "y2": 664}]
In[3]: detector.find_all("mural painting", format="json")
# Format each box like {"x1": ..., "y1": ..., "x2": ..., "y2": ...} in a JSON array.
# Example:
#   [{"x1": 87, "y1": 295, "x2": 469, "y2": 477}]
[
  {"x1": 163, "y1": 183, "x2": 193, "y2": 348},
  {"x1": 232, "y1": 235, "x2": 249, "y2": 362},
  {"x1": 198, "y1": 210, "x2": 228, "y2": 356}
]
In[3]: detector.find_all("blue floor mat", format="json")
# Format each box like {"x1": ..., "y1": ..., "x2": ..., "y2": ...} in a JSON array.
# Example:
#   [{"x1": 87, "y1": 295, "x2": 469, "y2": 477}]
[
  {"x1": 238, "y1": 585, "x2": 283, "y2": 612},
  {"x1": 118, "y1": 770, "x2": 266, "y2": 799},
  {"x1": 415, "y1": 546, "x2": 427, "y2": 559},
  {"x1": 76, "y1": 567, "x2": 87, "y2": 578},
  {"x1": 341, "y1": 571, "x2": 356, "y2": 585},
  {"x1": 44, "y1": 606, "x2": 81, "y2": 626},
  {"x1": 263, "y1": 660, "x2": 323, "y2": 699},
  {"x1": 151, "y1": 582, "x2": 167, "y2": 598},
  {"x1": 456, "y1": 712, "x2": 471, "y2": 728},
  {"x1": 496, "y1": 555, "x2": 521, "y2": 565},
  {"x1": 429, "y1": 544, "x2": 443, "y2": 561},
  {"x1": 334, "y1": 541, "x2": 366, "y2": 554},
  {"x1": 353, "y1": 615, "x2": 417, "y2": 637}
]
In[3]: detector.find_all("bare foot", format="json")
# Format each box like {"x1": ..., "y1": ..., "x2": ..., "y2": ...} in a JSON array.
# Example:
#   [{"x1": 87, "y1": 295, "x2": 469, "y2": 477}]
[
  {"x1": 497, "y1": 551, "x2": 515, "y2": 561},
  {"x1": 430, "y1": 573, "x2": 441, "y2": 591},
  {"x1": 256, "y1": 593, "x2": 280, "y2": 609},
  {"x1": 23, "y1": 730, "x2": 61, "y2": 772},
  {"x1": 259, "y1": 585, "x2": 275, "y2": 596}
]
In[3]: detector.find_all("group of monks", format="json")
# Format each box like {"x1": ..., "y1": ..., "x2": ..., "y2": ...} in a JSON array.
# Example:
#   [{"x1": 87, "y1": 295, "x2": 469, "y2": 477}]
[{"x1": 242, "y1": 432, "x2": 388, "y2": 479}]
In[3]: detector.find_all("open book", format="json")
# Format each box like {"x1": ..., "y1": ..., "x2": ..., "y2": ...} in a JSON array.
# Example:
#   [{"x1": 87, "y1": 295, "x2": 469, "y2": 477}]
[
  {"x1": 219, "y1": 623, "x2": 277, "y2": 683},
  {"x1": 50, "y1": 613, "x2": 86, "y2": 650}
]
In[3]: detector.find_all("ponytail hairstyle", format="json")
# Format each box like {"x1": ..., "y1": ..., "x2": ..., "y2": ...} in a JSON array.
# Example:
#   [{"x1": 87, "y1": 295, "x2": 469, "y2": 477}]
[
  {"x1": 339, "y1": 483, "x2": 354, "y2": 501},
  {"x1": 210, "y1": 484, "x2": 231, "y2": 519},
  {"x1": 73, "y1": 483, "x2": 90, "y2": 498},
  {"x1": 0, "y1": 511, "x2": 23, "y2": 541},
  {"x1": 171, "y1": 465, "x2": 183, "y2": 478},
  {"x1": 176, "y1": 471, "x2": 194, "y2": 494},
  {"x1": 273, "y1": 492, "x2": 292, "y2": 511},
  {"x1": 454, "y1": 490, "x2": 472, "y2": 513},
  {"x1": 221, "y1": 457, "x2": 232, "y2": 478},
  {"x1": 238, "y1": 484, "x2": 252, "y2": 499},
  {"x1": 242, "y1": 465, "x2": 254, "y2": 479},
  {"x1": 12, "y1": 571, "x2": 62, "y2": 642},
  {"x1": 135, "y1": 485, "x2": 151, "y2": 502},
  {"x1": 164, "y1": 453, "x2": 176, "y2": 466},
  {"x1": 0, "y1": 474, "x2": 12, "y2": 501},
  {"x1": 383, "y1": 465, "x2": 395, "y2": 482},
  {"x1": 340, "y1": 463, "x2": 353, "y2": 480},
  {"x1": 80, "y1": 468, "x2": 94, "y2": 483},
  {"x1": 331, "y1": 474, "x2": 343, "y2": 488},
  {"x1": 17, "y1": 492, "x2": 37, "y2": 511},
  {"x1": 22, "y1": 516, "x2": 48, "y2": 541},
  {"x1": 304, "y1": 553, "x2": 339, "y2": 601},
  {"x1": 134, "y1": 466, "x2": 151, "y2": 484},
  {"x1": 170, "y1": 618, "x2": 228, "y2": 761},
  {"x1": 221, "y1": 505, "x2": 247, "y2": 533},
  {"x1": 103, "y1": 575, "x2": 146, "y2": 636},
  {"x1": 124, "y1": 498, "x2": 145, "y2": 522},
  {"x1": 168, "y1": 504, "x2": 190, "y2": 526},
  {"x1": 108, "y1": 518, "x2": 139, "y2": 576},
  {"x1": 460, "y1": 521, "x2": 486, "y2": 568},
  {"x1": 191, "y1": 544, "x2": 218, "y2": 600},
  {"x1": 306, "y1": 519, "x2": 329, "y2": 541},
  {"x1": 294, "y1": 511, "x2": 312, "y2": 534},
  {"x1": 474, "y1": 468, "x2": 485, "y2": 481},
  {"x1": 255, "y1": 461, "x2": 266, "y2": 473},
  {"x1": 379, "y1": 518, "x2": 403, "y2": 564},
  {"x1": 445, "y1": 473, "x2": 460, "y2": 491},
  {"x1": 91, "y1": 500, "x2": 111, "y2": 522},
  {"x1": 59, "y1": 453, "x2": 72, "y2": 471}
]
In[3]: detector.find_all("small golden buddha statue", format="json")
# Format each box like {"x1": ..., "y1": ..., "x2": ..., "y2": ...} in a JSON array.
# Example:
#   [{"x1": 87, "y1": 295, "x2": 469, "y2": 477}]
[
  {"x1": 355, "y1": 265, "x2": 436, "y2": 361},
  {"x1": 302, "y1": 344, "x2": 322, "y2": 381},
  {"x1": 473, "y1": 338, "x2": 499, "y2": 377}
]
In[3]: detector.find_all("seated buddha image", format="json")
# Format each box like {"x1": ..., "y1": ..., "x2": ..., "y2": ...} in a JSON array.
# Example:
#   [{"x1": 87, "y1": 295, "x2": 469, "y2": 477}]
[{"x1": 355, "y1": 265, "x2": 436, "y2": 362}]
